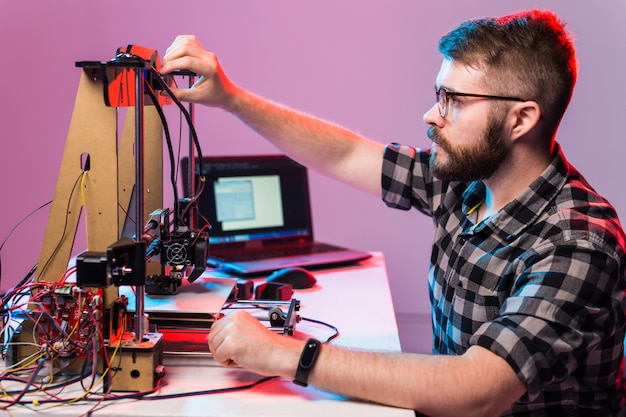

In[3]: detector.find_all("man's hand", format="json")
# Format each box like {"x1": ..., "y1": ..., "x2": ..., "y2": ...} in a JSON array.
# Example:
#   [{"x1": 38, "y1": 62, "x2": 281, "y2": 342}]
[
  {"x1": 208, "y1": 310, "x2": 303, "y2": 378},
  {"x1": 160, "y1": 35, "x2": 235, "y2": 107}
]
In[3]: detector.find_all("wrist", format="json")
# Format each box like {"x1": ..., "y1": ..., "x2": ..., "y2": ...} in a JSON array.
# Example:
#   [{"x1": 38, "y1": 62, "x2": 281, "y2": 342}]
[{"x1": 222, "y1": 82, "x2": 247, "y2": 112}]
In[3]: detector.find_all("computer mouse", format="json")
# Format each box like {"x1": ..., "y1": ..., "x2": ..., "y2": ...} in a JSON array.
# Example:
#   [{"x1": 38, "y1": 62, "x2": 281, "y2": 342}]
[{"x1": 266, "y1": 267, "x2": 317, "y2": 289}]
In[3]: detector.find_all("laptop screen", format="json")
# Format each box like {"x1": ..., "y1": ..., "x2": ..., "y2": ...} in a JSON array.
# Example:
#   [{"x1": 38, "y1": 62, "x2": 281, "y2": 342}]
[{"x1": 180, "y1": 155, "x2": 314, "y2": 247}]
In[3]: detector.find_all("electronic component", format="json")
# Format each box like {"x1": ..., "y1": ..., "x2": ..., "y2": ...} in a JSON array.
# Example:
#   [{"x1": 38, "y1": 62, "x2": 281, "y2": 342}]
[
  {"x1": 76, "y1": 238, "x2": 147, "y2": 288},
  {"x1": 161, "y1": 229, "x2": 208, "y2": 283},
  {"x1": 6, "y1": 284, "x2": 104, "y2": 374},
  {"x1": 144, "y1": 208, "x2": 209, "y2": 295}
]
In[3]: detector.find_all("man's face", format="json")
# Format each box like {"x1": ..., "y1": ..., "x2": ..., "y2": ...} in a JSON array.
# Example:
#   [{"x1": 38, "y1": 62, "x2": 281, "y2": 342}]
[
  {"x1": 427, "y1": 114, "x2": 507, "y2": 182},
  {"x1": 423, "y1": 59, "x2": 509, "y2": 182}
]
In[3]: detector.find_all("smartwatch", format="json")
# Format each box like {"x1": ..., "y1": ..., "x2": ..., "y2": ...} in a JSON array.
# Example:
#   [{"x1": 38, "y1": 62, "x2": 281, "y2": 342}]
[{"x1": 293, "y1": 338, "x2": 321, "y2": 386}]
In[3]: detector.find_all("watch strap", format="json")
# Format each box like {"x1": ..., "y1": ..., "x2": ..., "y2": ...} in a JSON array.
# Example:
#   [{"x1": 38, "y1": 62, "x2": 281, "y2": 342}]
[{"x1": 293, "y1": 338, "x2": 321, "y2": 386}]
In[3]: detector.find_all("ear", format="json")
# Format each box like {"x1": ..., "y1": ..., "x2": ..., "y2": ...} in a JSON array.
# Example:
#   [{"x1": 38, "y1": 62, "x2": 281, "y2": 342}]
[{"x1": 508, "y1": 101, "x2": 542, "y2": 139}]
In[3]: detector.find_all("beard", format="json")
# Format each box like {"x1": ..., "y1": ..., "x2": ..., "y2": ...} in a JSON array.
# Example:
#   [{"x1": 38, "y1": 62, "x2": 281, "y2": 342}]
[{"x1": 427, "y1": 115, "x2": 508, "y2": 182}]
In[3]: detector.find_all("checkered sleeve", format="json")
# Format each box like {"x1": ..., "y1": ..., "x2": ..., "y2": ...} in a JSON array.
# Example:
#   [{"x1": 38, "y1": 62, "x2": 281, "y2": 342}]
[
  {"x1": 469, "y1": 236, "x2": 626, "y2": 402},
  {"x1": 382, "y1": 143, "x2": 416, "y2": 210},
  {"x1": 382, "y1": 142, "x2": 439, "y2": 215}
]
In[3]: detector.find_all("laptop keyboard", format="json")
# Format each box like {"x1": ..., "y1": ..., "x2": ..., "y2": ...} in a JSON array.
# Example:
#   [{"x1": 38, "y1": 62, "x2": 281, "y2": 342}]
[{"x1": 211, "y1": 242, "x2": 341, "y2": 262}]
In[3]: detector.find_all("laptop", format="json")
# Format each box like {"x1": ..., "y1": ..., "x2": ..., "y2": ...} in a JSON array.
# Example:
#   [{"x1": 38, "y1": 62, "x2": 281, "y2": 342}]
[{"x1": 180, "y1": 154, "x2": 372, "y2": 276}]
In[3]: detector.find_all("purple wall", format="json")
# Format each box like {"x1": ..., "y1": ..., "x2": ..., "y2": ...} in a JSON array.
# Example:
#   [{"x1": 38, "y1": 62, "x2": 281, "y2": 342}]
[{"x1": 2, "y1": 1, "x2": 625, "y2": 350}]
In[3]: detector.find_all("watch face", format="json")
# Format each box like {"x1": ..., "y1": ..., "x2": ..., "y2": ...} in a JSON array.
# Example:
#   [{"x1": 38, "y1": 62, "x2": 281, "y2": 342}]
[{"x1": 301, "y1": 340, "x2": 320, "y2": 367}]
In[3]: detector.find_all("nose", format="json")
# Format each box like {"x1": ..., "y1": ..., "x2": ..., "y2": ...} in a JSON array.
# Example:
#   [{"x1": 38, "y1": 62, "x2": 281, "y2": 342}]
[{"x1": 423, "y1": 103, "x2": 443, "y2": 126}]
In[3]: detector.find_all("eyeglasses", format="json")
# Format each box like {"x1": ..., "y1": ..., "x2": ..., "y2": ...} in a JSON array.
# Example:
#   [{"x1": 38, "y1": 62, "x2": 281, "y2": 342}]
[{"x1": 436, "y1": 87, "x2": 526, "y2": 119}]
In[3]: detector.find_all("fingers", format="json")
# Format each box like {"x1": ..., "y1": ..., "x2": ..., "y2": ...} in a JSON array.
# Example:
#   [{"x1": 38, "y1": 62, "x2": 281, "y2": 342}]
[
  {"x1": 163, "y1": 35, "x2": 202, "y2": 59},
  {"x1": 208, "y1": 313, "x2": 227, "y2": 352},
  {"x1": 161, "y1": 35, "x2": 206, "y2": 75},
  {"x1": 161, "y1": 53, "x2": 198, "y2": 75},
  {"x1": 165, "y1": 85, "x2": 192, "y2": 103},
  {"x1": 209, "y1": 311, "x2": 270, "y2": 369},
  {"x1": 208, "y1": 324, "x2": 230, "y2": 366},
  {"x1": 208, "y1": 311, "x2": 246, "y2": 365},
  {"x1": 159, "y1": 35, "x2": 233, "y2": 106},
  {"x1": 208, "y1": 310, "x2": 304, "y2": 378}
]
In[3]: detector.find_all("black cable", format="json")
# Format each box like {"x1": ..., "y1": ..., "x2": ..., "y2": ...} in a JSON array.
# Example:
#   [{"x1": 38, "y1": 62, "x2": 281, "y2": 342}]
[
  {"x1": 138, "y1": 375, "x2": 277, "y2": 401},
  {"x1": 0, "y1": 361, "x2": 94, "y2": 397},
  {"x1": 1, "y1": 263, "x2": 36, "y2": 303},
  {"x1": 221, "y1": 303, "x2": 341, "y2": 342},
  {"x1": 149, "y1": 68, "x2": 205, "y2": 199},
  {"x1": 0, "y1": 358, "x2": 46, "y2": 409},
  {"x1": 0, "y1": 200, "x2": 52, "y2": 287},
  {"x1": 143, "y1": 80, "x2": 180, "y2": 227},
  {"x1": 38, "y1": 171, "x2": 85, "y2": 281},
  {"x1": 302, "y1": 316, "x2": 340, "y2": 343},
  {"x1": 0, "y1": 200, "x2": 52, "y2": 253}
]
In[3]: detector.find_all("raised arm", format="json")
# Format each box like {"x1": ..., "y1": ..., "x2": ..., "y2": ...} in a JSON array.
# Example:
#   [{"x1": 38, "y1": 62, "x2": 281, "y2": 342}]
[{"x1": 160, "y1": 35, "x2": 385, "y2": 196}]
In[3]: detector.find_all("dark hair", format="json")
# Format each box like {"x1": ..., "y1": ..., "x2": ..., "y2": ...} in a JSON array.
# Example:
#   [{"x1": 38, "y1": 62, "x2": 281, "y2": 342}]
[{"x1": 438, "y1": 9, "x2": 577, "y2": 132}]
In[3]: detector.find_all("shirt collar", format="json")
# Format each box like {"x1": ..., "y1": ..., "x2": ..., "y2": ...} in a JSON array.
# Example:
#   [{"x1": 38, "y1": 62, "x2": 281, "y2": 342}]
[{"x1": 461, "y1": 142, "x2": 569, "y2": 239}]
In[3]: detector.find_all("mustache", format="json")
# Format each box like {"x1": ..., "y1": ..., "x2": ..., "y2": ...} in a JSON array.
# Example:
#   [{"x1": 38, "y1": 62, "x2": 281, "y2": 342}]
[{"x1": 427, "y1": 126, "x2": 443, "y2": 145}]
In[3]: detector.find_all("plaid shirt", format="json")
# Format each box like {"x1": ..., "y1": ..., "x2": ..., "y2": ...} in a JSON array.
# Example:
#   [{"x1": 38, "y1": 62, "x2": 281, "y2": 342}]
[{"x1": 381, "y1": 142, "x2": 626, "y2": 416}]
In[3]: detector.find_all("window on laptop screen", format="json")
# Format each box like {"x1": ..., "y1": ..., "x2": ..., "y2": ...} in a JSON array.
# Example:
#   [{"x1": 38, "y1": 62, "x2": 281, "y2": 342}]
[
  {"x1": 215, "y1": 175, "x2": 283, "y2": 231},
  {"x1": 180, "y1": 155, "x2": 314, "y2": 247}
]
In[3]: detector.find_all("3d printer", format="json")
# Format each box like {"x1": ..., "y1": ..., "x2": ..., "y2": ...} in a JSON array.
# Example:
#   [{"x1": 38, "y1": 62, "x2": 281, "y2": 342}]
[{"x1": 9, "y1": 45, "x2": 209, "y2": 392}]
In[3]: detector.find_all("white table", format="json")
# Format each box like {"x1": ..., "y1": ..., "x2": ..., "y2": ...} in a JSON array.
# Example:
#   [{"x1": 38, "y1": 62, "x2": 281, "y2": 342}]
[{"x1": 3, "y1": 253, "x2": 414, "y2": 416}]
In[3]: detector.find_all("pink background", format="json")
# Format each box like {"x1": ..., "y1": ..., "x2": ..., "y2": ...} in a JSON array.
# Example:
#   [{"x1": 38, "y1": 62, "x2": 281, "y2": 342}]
[{"x1": 2, "y1": 1, "x2": 625, "y2": 351}]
